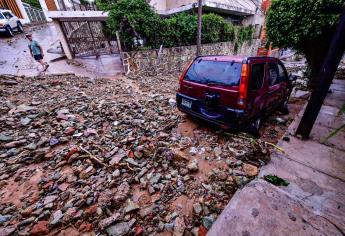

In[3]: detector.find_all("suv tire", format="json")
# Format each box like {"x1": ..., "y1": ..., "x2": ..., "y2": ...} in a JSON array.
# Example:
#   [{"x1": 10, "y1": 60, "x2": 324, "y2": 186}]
[
  {"x1": 249, "y1": 116, "x2": 262, "y2": 137},
  {"x1": 6, "y1": 26, "x2": 14, "y2": 37},
  {"x1": 280, "y1": 97, "x2": 290, "y2": 115},
  {"x1": 17, "y1": 22, "x2": 24, "y2": 33}
]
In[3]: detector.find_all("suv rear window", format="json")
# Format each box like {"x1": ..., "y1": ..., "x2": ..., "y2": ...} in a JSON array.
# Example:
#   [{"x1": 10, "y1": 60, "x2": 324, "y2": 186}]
[{"x1": 184, "y1": 60, "x2": 242, "y2": 86}]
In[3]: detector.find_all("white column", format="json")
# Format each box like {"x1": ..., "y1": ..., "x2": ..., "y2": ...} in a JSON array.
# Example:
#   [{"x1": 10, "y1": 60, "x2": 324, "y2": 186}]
[
  {"x1": 38, "y1": 0, "x2": 52, "y2": 22},
  {"x1": 15, "y1": 0, "x2": 31, "y2": 24},
  {"x1": 52, "y1": 20, "x2": 73, "y2": 59}
]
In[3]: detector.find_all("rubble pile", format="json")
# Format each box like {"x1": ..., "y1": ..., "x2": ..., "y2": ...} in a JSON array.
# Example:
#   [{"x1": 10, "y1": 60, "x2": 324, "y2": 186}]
[{"x1": 0, "y1": 74, "x2": 272, "y2": 235}]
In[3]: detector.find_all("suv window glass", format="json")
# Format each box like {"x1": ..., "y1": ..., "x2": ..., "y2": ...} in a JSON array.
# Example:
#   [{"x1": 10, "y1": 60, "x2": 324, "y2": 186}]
[
  {"x1": 3, "y1": 12, "x2": 12, "y2": 19},
  {"x1": 250, "y1": 63, "x2": 265, "y2": 90},
  {"x1": 185, "y1": 60, "x2": 242, "y2": 86},
  {"x1": 277, "y1": 63, "x2": 288, "y2": 82},
  {"x1": 0, "y1": 13, "x2": 4, "y2": 20},
  {"x1": 268, "y1": 63, "x2": 279, "y2": 86}
]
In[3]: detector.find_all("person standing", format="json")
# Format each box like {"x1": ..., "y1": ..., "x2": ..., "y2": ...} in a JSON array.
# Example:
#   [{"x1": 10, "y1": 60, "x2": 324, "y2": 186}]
[{"x1": 26, "y1": 33, "x2": 49, "y2": 71}]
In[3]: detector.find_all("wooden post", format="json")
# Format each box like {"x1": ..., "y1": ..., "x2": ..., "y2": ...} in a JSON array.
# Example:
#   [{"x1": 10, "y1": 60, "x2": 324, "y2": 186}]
[
  {"x1": 196, "y1": 0, "x2": 202, "y2": 56},
  {"x1": 296, "y1": 7, "x2": 345, "y2": 139},
  {"x1": 116, "y1": 31, "x2": 122, "y2": 53}
]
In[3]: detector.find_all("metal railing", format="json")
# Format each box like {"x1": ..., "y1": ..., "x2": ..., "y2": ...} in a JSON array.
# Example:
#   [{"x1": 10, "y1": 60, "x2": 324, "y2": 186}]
[
  {"x1": 23, "y1": 3, "x2": 46, "y2": 23},
  {"x1": 57, "y1": 0, "x2": 97, "y2": 11}
]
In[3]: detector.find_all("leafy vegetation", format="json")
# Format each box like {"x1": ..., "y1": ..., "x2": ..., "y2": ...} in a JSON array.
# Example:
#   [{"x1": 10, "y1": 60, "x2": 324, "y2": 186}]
[
  {"x1": 264, "y1": 175, "x2": 289, "y2": 186},
  {"x1": 100, "y1": 0, "x2": 251, "y2": 51},
  {"x1": 266, "y1": 0, "x2": 345, "y2": 89},
  {"x1": 23, "y1": 0, "x2": 41, "y2": 9}
]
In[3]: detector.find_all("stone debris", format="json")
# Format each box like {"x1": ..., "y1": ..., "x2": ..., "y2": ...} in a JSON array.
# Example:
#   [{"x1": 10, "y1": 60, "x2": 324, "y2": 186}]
[{"x1": 0, "y1": 73, "x2": 298, "y2": 235}]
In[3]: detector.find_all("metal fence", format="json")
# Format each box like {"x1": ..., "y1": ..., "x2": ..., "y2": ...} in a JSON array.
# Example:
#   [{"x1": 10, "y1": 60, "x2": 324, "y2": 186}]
[
  {"x1": 23, "y1": 4, "x2": 46, "y2": 23},
  {"x1": 56, "y1": 0, "x2": 96, "y2": 11},
  {"x1": 61, "y1": 20, "x2": 119, "y2": 57}
]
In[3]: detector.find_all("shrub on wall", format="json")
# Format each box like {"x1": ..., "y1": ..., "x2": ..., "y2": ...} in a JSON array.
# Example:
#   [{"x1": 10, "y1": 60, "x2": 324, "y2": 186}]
[{"x1": 103, "y1": 0, "x2": 250, "y2": 51}]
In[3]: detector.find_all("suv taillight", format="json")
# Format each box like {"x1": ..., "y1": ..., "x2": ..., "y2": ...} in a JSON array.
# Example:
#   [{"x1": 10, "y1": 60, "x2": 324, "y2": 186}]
[
  {"x1": 238, "y1": 64, "x2": 249, "y2": 109},
  {"x1": 179, "y1": 61, "x2": 193, "y2": 85}
]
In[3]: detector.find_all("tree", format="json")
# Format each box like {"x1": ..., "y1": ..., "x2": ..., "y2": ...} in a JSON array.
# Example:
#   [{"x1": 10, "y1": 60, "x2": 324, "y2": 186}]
[
  {"x1": 106, "y1": 0, "x2": 162, "y2": 50},
  {"x1": 266, "y1": 0, "x2": 345, "y2": 88}
]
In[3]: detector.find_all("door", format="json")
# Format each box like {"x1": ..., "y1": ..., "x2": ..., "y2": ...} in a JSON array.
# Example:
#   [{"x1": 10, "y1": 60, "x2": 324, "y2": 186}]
[
  {"x1": 277, "y1": 62, "x2": 290, "y2": 101},
  {"x1": 266, "y1": 62, "x2": 282, "y2": 112},
  {"x1": 247, "y1": 62, "x2": 266, "y2": 117}
]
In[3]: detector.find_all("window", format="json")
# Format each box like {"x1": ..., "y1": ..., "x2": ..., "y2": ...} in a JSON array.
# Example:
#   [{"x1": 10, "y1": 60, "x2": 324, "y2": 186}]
[
  {"x1": 250, "y1": 63, "x2": 265, "y2": 90},
  {"x1": 184, "y1": 60, "x2": 242, "y2": 86},
  {"x1": 268, "y1": 63, "x2": 279, "y2": 86},
  {"x1": 3, "y1": 12, "x2": 13, "y2": 19},
  {"x1": 0, "y1": 13, "x2": 4, "y2": 20},
  {"x1": 277, "y1": 63, "x2": 288, "y2": 82}
]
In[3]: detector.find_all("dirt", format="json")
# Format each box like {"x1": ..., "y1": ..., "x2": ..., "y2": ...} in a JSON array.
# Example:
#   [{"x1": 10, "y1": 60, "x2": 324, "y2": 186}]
[{"x1": 0, "y1": 73, "x2": 306, "y2": 236}]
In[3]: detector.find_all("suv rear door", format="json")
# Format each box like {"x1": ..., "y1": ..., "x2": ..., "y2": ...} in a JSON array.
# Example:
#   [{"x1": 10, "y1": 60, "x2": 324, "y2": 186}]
[{"x1": 179, "y1": 58, "x2": 242, "y2": 109}]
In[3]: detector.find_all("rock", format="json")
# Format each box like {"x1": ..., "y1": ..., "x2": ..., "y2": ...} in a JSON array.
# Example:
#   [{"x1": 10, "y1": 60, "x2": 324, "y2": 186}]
[
  {"x1": 20, "y1": 117, "x2": 32, "y2": 126},
  {"x1": 64, "y1": 127, "x2": 76, "y2": 136},
  {"x1": 0, "y1": 214, "x2": 11, "y2": 225},
  {"x1": 0, "y1": 226, "x2": 16, "y2": 236},
  {"x1": 50, "y1": 210, "x2": 63, "y2": 226},
  {"x1": 110, "y1": 149, "x2": 126, "y2": 165},
  {"x1": 202, "y1": 216, "x2": 215, "y2": 230},
  {"x1": 30, "y1": 221, "x2": 49, "y2": 236},
  {"x1": 106, "y1": 219, "x2": 136, "y2": 236},
  {"x1": 191, "y1": 227, "x2": 199, "y2": 236},
  {"x1": 43, "y1": 195, "x2": 58, "y2": 205},
  {"x1": 79, "y1": 166, "x2": 96, "y2": 179},
  {"x1": 0, "y1": 135, "x2": 14, "y2": 142},
  {"x1": 276, "y1": 117, "x2": 287, "y2": 125},
  {"x1": 173, "y1": 217, "x2": 186, "y2": 236},
  {"x1": 187, "y1": 160, "x2": 199, "y2": 172},
  {"x1": 125, "y1": 200, "x2": 140, "y2": 213},
  {"x1": 149, "y1": 174, "x2": 161, "y2": 185},
  {"x1": 214, "y1": 147, "x2": 222, "y2": 157},
  {"x1": 113, "y1": 182, "x2": 130, "y2": 202},
  {"x1": 99, "y1": 213, "x2": 121, "y2": 230},
  {"x1": 243, "y1": 163, "x2": 258, "y2": 177},
  {"x1": 126, "y1": 158, "x2": 139, "y2": 166},
  {"x1": 137, "y1": 167, "x2": 148, "y2": 178},
  {"x1": 189, "y1": 147, "x2": 198, "y2": 155},
  {"x1": 63, "y1": 207, "x2": 77, "y2": 223},
  {"x1": 112, "y1": 169, "x2": 121, "y2": 177},
  {"x1": 193, "y1": 203, "x2": 203, "y2": 215}
]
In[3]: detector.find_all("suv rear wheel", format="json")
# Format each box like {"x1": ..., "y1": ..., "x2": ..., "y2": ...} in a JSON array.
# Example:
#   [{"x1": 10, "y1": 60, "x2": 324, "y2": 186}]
[
  {"x1": 280, "y1": 97, "x2": 290, "y2": 115},
  {"x1": 248, "y1": 116, "x2": 262, "y2": 137},
  {"x1": 17, "y1": 22, "x2": 24, "y2": 33},
  {"x1": 6, "y1": 26, "x2": 14, "y2": 37}
]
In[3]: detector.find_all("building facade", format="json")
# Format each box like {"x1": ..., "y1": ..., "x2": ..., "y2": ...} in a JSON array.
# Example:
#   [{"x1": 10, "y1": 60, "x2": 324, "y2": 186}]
[{"x1": 149, "y1": 0, "x2": 264, "y2": 27}]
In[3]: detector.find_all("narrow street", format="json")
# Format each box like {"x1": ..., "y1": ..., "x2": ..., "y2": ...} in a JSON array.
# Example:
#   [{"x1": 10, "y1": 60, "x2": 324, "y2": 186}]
[{"x1": 0, "y1": 24, "x2": 123, "y2": 78}]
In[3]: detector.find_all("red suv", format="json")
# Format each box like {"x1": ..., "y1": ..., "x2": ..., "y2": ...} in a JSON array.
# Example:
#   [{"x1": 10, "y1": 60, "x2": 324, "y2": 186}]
[{"x1": 176, "y1": 56, "x2": 296, "y2": 134}]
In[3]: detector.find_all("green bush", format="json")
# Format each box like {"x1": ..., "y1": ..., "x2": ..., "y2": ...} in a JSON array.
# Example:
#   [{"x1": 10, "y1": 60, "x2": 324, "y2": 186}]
[
  {"x1": 106, "y1": 0, "x2": 162, "y2": 50},
  {"x1": 266, "y1": 0, "x2": 345, "y2": 88},
  {"x1": 161, "y1": 13, "x2": 198, "y2": 47},
  {"x1": 102, "y1": 0, "x2": 250, "y2": 50}
]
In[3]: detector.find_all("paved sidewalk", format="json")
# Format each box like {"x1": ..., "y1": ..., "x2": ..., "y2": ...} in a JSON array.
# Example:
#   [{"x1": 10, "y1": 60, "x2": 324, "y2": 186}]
[{"x1": 208, "y1": 80, "x2": 345, "y2": 236}]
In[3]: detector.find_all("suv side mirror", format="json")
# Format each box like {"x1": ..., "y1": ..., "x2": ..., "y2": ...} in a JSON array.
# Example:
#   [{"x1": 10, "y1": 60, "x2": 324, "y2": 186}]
[{"x1": 288, "y1": 73, "x2": 298, "y2": 82}]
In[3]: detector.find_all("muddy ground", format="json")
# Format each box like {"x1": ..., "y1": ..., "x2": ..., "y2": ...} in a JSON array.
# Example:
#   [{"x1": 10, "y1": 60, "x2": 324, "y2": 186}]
[{"x1": 0, "y1": 74, "x2": 305, "y2": 236}]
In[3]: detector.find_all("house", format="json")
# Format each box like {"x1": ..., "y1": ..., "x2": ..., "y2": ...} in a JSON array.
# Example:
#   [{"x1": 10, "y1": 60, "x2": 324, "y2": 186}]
[{"x1": 149, "y1": 0, "x2": 264, "y2": 26}]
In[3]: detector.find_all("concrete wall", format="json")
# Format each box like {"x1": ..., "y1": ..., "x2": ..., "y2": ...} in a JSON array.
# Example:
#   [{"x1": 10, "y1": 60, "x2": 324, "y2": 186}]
[{"x1": 121, "y1": 39, "x2": 260, "y2": 78}]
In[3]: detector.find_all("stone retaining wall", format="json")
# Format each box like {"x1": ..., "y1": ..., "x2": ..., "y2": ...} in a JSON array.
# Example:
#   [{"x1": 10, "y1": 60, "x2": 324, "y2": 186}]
[{"x1": 121, "y1": 40, "x2": 260, "y2": 78}]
